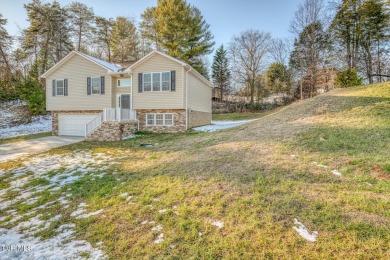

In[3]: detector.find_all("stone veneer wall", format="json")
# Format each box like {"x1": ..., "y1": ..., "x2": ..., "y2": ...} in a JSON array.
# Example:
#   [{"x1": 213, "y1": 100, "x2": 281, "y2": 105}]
[
  {"x1": 137, "y1": 109, "x2": 186, "y2": 133},
  {"x1": 188, "y1": 110, "x2": 212, "y2": 129},
  {"x1": 51, "y1": 110, "x2": 102, "y2": 136},
  {"x1": 86, "y1": 121, "x2": 138, "y2": 141}
]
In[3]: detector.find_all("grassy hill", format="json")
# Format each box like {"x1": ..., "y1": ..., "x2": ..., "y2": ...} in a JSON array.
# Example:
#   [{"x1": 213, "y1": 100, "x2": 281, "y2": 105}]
[{"x1": 0, "y1": 83, "x2": 389, "y2": 258}]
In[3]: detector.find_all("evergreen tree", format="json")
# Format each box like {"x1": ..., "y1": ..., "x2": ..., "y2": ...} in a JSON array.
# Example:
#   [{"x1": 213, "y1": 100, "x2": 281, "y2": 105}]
[
  {"x1": 266, "y1": 63, "x2": 292, "y2": 94},
  {"x1": 67, "y1": 2, "x2": 95, "y2": 52},
  {"x1": 289, "y1": 22, "x2": 329, "y2": 98},
  {"x1": 22, "y1": 0, "x2": 72, "y2": 77},
  {"x1": 140, "y1": 0, "x2": 214, "y2": 76},
  {"x1": 211, "y1": 45, "x2": 230, "y2": 101},
  {"x1": 94, "y1": 16, "x2": 115, "y2": 62},
  {"x1": 111, "y1": 17, "x2": 139, "y2": 63},
  {"x1": 0, "y1": 13, "x2": 13, "y2": 74},
  {"x1": 359, "y1": 0, "x2": 389, "y2": 83}
]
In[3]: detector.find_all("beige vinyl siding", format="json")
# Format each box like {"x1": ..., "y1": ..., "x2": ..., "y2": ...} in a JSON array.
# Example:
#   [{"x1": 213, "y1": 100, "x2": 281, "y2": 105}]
[
  {"x1": 112, "y1": 76, "x2": 132, "y2": 108},
  {"x1": 132, "y1": 53, "x2": 184, "y2": 109},
  {"x1": 187, "y1": 71, "x2": 212, "y2": 113},
  {"x1": 46, "y1": 54, "x2": 111, "y2": 111}
]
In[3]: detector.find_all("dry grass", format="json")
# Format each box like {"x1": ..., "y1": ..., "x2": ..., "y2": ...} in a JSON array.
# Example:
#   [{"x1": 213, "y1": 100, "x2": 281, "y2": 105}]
[{"x1": 0, "y1": 83, "x2": 389, "y2": 259}]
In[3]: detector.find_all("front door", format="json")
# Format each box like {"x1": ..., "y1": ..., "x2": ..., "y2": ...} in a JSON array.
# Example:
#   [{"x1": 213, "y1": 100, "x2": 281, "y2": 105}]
[{"x1": 117, "y1": 94, "x2": 131, "y2": 109}]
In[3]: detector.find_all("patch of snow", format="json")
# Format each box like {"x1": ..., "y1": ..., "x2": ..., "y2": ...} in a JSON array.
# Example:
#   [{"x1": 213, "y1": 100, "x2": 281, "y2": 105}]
[
  {"x1": 119, "y1": 192, "x2": 128, "y2": 198},
  {"x1": 122, "y1": 134, "x2": 140, "y2": 140},
  {"x1": 363, "y1": 182, "x2": 373, "y2": 187},
  {"x1": 331, "y1": 169, "x2": 342, "y2": 176},
  {"x1": 0, "y1": 228, "x2": 106, "y2": 259},
  {"x1": 293, "y1": 218, "x2": 318, "y2": 242},
  {"x1": 76, "y1": 209, "x2": 103, "y2": 219},
  {"x1": 211, "y1": 221, "x2": 224, "y2": 229},
  {"x1": 0, "y1": 115, "x2": 52, "y2": 139},
  {"x1": 193, "y1": 120, "x2": 254, "y2": 132},
  {"x1": 198, "y1": 232, "x2": 203, "y2": 237},
  {"x1": 158, "y1": 209, "x2": 167, "y2": 213},
  {"x1": 70, "y1": 209, "x2": 86, "y2": 217},
  {"x1": 154, "y1": 233, "x2": 164, "y2": 244},
  {"x1": 151, "y1": 224, "x2": 163, "y2": 232}
]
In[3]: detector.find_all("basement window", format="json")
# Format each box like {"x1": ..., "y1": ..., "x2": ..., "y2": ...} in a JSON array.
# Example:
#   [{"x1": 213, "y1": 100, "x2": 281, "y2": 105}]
[{"x1": 146, "y1": 113, "x2": 174, "y2": 126}]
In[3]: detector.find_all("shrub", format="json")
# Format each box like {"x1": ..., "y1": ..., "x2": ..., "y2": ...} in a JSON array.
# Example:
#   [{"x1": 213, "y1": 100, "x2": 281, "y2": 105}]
[
  {"x1": 335, "y1": 68, "x2": 363, "y2": 88},
  {"x1": 19, "y1": 80, "x2": 46, "y2": 116}
]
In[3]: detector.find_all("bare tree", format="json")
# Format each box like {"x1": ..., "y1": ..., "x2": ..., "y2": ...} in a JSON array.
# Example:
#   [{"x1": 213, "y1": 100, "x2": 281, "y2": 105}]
[
  {"x1": 229, "y1": 29, "x2": 271, "y2": 103},
  {"x1": 270, "y1": 38, "x2": 292, "y2": 65}
]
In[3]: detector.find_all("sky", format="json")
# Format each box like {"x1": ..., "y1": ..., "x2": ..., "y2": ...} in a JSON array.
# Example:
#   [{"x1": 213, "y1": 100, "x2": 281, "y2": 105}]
[{"x1": 1, "y1": 0, "x2": 303, "y2": 54}]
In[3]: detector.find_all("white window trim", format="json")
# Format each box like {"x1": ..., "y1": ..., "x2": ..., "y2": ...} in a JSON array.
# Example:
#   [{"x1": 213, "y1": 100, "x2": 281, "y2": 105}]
[
  {"x1": 55, "y1": 79, "x2": 64, "y2": 96},
  {"x1": 117, "y1": 77, "x2": 132, "y2": 88},
  {"x1": 91, "y1": 76, "x2": 101, "y2": 95},
  {"x1": 143, "y1": 71, "x2": 171, "y2": 92},
  {"x1": 146, "y1": 113, "x2": 174, "y2": 126}
]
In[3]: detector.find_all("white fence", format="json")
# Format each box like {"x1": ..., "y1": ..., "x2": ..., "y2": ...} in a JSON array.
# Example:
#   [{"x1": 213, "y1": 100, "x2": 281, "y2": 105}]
[{"x1": 103, "y1": 108, "x2": 137, "y2": 121}]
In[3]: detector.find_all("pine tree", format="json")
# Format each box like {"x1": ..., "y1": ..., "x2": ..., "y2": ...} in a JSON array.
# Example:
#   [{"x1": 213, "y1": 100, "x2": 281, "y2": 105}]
[
  {"x1": 140, "y1": 0, "x2": 214, "y2": 76},
  {"x1": 67, "y1": 2, "x2": 95, "y2": 52},
  {"x1": 0, "y1": 13, "x2": 13, "y2": 74},
  {"x1": 111, "y1": 17, "x2": 139, "y2": 63},
  {"x1": 94, "y1": 16, "x2": 115, "y2": 62},
  {"x1": 22, "y1": 0, "x2": 72, "y2": 77},
  {"x1": 266, "y1": 63, "x2": 292, "y2": 94},
  {"x1": 211, "y1": 45, "x2": 230, "y2": 101}
]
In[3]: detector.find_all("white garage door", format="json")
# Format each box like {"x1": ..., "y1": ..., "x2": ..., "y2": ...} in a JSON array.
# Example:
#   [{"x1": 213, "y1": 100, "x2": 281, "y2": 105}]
[{"x1": 58, "y1": 114, "x2": 99, "y2": 136}]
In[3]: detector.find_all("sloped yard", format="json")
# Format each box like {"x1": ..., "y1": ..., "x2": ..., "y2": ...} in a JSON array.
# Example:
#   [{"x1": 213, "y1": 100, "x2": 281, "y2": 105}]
[{"x1": 0, "y1": 83, "x2": 389, "y2": 259}]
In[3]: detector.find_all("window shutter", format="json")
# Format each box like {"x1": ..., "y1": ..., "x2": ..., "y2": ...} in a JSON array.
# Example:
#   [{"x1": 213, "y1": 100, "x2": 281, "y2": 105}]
[
  {"x1": 87, "y1": 77, "x2": 91, "y2": 95},
  {"x1": 171, "y1": 71, "x2": 176, "y2": 91},
  {"x1": 64, "y1": 79, "x2": 68, "y2": 96},
  {"x1": 138, "y1": 73, "x2": 143, "y2": 92},
  {"x1": 100, "y1": 76, "x2": 105, "y2": 94},
  {"x1": 52, "y1": 80, "x2": 56, "y2": 96}
]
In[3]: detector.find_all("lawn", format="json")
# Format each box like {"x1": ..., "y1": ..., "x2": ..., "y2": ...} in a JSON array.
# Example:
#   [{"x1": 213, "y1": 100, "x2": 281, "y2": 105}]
[
  {"x1": 0, "y1": 83, "x2": 389, "y2": 259},
  {"x1": 0, "y1": 131, "x2": 51, "y2": 145}
]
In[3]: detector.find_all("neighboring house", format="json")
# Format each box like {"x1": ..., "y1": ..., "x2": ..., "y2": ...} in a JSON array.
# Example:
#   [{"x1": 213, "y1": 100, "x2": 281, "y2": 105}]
[{"x1": 40, "y1": 50, "x2": 213, "y2": 141}]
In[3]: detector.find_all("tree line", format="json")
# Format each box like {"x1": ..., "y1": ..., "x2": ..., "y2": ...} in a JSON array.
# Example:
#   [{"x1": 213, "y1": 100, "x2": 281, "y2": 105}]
[
  {"x1": 0, "y1": 0, "x2": 389, "y2": 113},
  {"x1": 212, "y1": 0, "x2": 389, "y2": 103}
]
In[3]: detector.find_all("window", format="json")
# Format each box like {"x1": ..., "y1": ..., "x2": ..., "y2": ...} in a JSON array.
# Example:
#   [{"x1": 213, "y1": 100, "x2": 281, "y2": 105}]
[
  {"x1": 143, "y1": 72, "x2": 170, "y2": 92},
  {"x1": 162, "y1": 72, "x2": 170, "y2": 91},
  {"x1": 164, "y1": 114, "x2": 173, "y2": 125},
  {"x1": 91, "y1": 77, "x2": 101, "y2": 94},
  {"x1": 147, "y1": 114, "x2": 154, "y2": 126},
  {"x1": 56, "y1": 80, "x2": 64, "y2": 96},
  {"x1": 143, "y1": 73, "x2": 152, "y2": 91},
  {"x1": 152, "y1": 73, "x2": 161, "y2": 91},
  {"x1": 146, "y1": 113, "x2": 174, "y2": 126},
  {"x1": 118, "y1": 78, "x2": 131, "y2": 87}
]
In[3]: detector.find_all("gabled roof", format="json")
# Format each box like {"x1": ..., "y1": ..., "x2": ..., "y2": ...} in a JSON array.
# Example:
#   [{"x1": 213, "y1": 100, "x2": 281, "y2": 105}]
[
  {"x1": 124, "y1": 50, "x2": 213, "y2": 88},
  {"x1": 125, "y1": 50, "x2": 187, "y2": 71},
  {"x1": 40, "y1": 50, "x2": 122, "y2": 78}
]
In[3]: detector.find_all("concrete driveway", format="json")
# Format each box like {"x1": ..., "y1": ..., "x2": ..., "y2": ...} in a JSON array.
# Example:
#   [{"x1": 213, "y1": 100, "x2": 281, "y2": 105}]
[{"x1": 0, "y1": 136, "x2": 84, "y2": 163}]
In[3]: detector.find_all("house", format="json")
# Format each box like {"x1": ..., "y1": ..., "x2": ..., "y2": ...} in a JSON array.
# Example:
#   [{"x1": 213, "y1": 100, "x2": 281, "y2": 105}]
[{"x1": 40, "y1": 50, "x2": 213, "y2": 141}]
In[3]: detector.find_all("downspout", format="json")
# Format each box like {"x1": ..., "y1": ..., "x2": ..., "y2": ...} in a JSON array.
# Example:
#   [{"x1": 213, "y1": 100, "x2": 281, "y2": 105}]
[{"x1": 185, "y1": 67, "x2": 192, "y2": 130}]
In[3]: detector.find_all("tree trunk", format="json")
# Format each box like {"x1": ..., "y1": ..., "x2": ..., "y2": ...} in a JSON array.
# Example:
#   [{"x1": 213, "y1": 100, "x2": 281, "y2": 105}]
[
  {"x1": 377, "y1": 39, "x2": 381, "y2": 83},
  {"x1": 78, "y1": 26, "x2": 82, "y2": 51}
]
